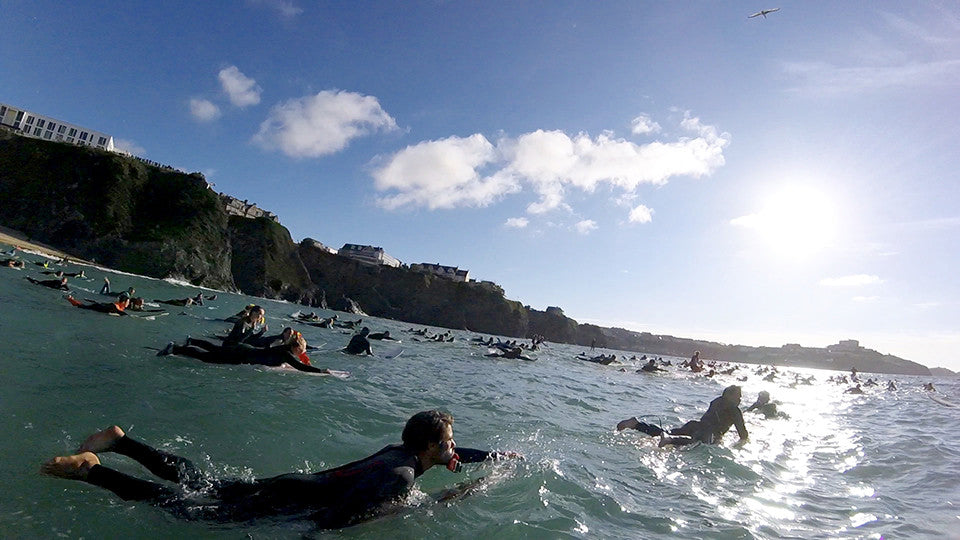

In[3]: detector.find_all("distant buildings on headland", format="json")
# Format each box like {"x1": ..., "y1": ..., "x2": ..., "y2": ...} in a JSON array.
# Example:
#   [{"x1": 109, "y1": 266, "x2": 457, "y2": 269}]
[
  {"x1": 336, "y1": 243, "x2": 499, "y2": 290},
  {"x1": 409, "y1": 262, "x2": 469, "y2": 282},
  {"x1": 338, "y1": 244, "x2": 402, "y2": 268},
  {"x1": 220, "y1": 194, "x2": 279, "y2": 223},
  {"x1": 1, "y1": 100, "x2": 497, "y2": 291},
  {"x1": 0, "y1": 102, "x2": 114, "y2": 151}
]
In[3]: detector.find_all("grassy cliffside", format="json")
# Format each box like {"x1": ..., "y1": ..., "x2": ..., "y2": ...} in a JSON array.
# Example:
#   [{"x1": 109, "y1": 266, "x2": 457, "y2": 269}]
[{"x1": 0, "y1": 132, "x2": 234, "y2": 288}]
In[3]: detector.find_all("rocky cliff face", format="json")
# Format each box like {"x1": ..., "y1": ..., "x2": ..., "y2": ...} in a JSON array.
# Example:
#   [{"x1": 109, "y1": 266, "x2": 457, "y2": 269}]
[
  {"x1": 0, "y1": 132, "x2": 234, "y2": 289},
  {"x1": 0, "y1": 133, "x2": 930, "y2": 375}
]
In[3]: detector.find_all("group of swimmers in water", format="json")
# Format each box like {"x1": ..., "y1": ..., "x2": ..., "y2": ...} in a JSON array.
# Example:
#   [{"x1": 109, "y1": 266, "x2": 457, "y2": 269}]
[{"x1": 3, "y1": 244, "x2": 946, "y2": 529}]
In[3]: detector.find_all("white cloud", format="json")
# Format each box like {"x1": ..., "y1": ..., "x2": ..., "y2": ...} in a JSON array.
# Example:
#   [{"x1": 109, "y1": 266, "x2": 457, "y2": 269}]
[
  {"x1": 504, "y1": 217, "x2": 529, "y2": 229},
  {"x1": 853, "y1": 296, "x2": 880, "y2": 303},
  {"x1": 628, "y1": 204, "x2": 654, "y2": 223},
  {"x1": 819, "y1": 274, "x2": 884, "y2": 287},
  {"x1": 219, "y1": 66, "x2": 262, "y2": 107},
  {"x1": 374, "y1": 135, "x2": 519, "y2": 210},
  {"x1": 574, "y1": 219, "x2": 598, "y2": 234},
  {"x1": 248, "y1": 0, "x2": 302, "y2": 17},
  {"x1": 254, "y1": 90, "x2": 398, "y2": 158},
  {"x1": 113, "y1": 138, "x2": 145, "y2": 156},
  {"x1": 372, "y1": 113, "x2": 728, "y2": 215},
  {"x1": 189, "y1": 98, "x2": 221, "y2": 122},
  {"x1": 631, "y1": 114, "x2": 661, "y2": 135}
]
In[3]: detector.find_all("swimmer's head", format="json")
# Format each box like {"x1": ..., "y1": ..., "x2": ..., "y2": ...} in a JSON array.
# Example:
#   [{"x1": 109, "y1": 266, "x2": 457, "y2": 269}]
[
  {"x1": 403, "y1": 410, "x2": 455, "y2": 457},
  {"x1": 722, "y1": 385, "x2": 742, "y2": 402},
  {"x1": 360, "y1": 327, "x2": 370, "y2": 336}
]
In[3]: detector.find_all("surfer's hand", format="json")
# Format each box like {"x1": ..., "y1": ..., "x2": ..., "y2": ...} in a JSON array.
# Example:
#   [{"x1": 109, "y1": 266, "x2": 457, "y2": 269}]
[{"x1": 491, "y1": 451, "x2": 524, "y2": 460}]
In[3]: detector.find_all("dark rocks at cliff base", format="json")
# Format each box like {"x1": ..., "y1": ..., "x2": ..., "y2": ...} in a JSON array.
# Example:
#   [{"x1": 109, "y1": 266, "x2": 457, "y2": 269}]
[{"x1": 332, "y1": 296, "x2": 366, "y2": 315}]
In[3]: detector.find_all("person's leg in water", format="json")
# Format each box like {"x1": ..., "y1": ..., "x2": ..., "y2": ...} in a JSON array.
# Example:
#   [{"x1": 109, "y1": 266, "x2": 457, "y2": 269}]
[
  {"x1": 99, "y1": 278, "x2": 110, "y2": 295},
  {"x1": 158, "y1": 343, "x2": 240, "y2": 365},
  {"x1": 184, "y1": 337, "x2": 221, "y2": 352},
  {"x1": 41, "y1": 426, "x2": 213, "y2": 503},
  {"x1": 616, "y1": 417, "x2": 700, "y2": 446},
  {"x1": 616, "y1": 417, "x2": 665, "y2": 436}
]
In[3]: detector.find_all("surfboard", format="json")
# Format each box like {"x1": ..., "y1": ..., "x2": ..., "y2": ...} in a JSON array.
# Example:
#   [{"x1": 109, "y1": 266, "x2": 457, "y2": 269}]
[
  {"x1": 928, "y1": 393, "x2": 957, "y2": 408},
  {"x1": 378, "y1": 344, "x2": 403, "y2": 359}
]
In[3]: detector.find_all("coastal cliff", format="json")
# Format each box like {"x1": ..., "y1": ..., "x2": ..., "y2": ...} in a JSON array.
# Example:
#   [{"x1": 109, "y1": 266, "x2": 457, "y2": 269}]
[
  {"x1": 0, "y1": 132, "x2": 234, "y2": 289},
  {"x1": 0, "y1": 133, "x2": 930, "y2": 375}
]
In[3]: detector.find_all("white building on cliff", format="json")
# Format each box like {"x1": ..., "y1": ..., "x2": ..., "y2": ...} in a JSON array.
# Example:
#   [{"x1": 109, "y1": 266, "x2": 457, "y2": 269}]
[
  {"x1": 338, "y1": 244, "x2": 402, "y2": 268},
  {"x1": 0, "y1": 102, "x2": 114, "y2": 152}
]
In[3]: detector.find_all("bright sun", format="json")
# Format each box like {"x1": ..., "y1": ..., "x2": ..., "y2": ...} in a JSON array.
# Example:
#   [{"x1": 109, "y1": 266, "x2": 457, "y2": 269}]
[{"x1": 733, "y1": 185, "x2": 839, "y2": 258}]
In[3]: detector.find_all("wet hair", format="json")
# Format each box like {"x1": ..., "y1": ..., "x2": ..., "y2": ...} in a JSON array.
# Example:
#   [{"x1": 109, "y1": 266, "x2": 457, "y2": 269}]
[
  {"x1": 360, "y1": 327, "x2": 370, "y2": 336},
  {"x1": 722, "y1": 385, "x2": 742, "y2": 400},
  {"x1": 402, "y1": 410, "x2": 454, "y2": 452}
]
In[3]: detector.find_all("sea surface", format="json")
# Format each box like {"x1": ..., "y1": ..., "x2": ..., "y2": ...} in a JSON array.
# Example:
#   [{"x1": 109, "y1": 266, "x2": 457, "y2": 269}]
[{"x1": 2, "y1": 247, "x2": 959, "y2": 539}]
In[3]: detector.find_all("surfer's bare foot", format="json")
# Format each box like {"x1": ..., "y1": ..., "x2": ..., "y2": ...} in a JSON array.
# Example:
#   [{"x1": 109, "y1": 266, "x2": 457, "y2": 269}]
[
  {"x1": 616, "y1": 417, "x2": 639, "y2": 431},
  {"x1": 79, "y1": 425, "x2": 125, "y2": 453},
  {"x1": 41, "y1": 452, "x2": 100, "y2": 480}
]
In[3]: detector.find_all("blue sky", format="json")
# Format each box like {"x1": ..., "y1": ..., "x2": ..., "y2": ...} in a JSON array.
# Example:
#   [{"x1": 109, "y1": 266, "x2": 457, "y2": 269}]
[{"x1": 3, "y1": 1, "x2": 959, "y2": 370}]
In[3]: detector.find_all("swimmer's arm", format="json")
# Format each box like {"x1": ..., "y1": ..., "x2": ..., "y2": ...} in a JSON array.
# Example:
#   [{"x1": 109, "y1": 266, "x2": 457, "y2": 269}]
[
  {"x1": 285, "y1": 358, "x2": 332, "y2": 374},
  {"x1": 456, "y1": 447, "x2": 524, "y2": 463},
  {"x1": 734, "y1": 410, "x2": 748, "y2": 440}
]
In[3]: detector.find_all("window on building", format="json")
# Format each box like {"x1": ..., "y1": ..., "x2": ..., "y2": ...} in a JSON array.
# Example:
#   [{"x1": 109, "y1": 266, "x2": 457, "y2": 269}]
[
  {"x1": 58, "y1": 125, "x2": 66, "y2": 134},
  {"x1": 15, "y1": 111, "x2": 24, "y2": 121},
  {"x1": 68, "y1": 128, "x2": 77, "y2": 137},
  {"x1": 37, "y1": 119, "x2": 45, "y2": 128},
  {"x1": 55, "y1": 135, "x2": 63, "y2": 141},
  {"x1": 0, "y1": 106, "x2": 6, "y2": 117},
  {"x1": 44, "y1": 131, "x2": 53, "y2": 139},
  {"x1": 26, "y1": 116, "x2": 34, "y2": 124},
  {"x1": 98, "y1": 136, "x2": 107, "y2": 145},
  {"x1": 13, "y1": 122, "x2": 20, "y2": 129},
  {"x1": 47, "y1": 122, "x2": 56, "y2": 131},
  {"x1": 33, "y1": 127, "x2": 42, "y2": 136},
  {"x1": 66, "y1": 137, "x2": 74, "y2": 143},
  {"x1": 80, "y1": 132, "x2": 88, "y2": 141}
]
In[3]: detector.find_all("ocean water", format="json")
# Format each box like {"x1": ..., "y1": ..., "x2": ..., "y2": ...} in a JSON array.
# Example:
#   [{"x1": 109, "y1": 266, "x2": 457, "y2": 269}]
[{"x1": 2, "y1": 249, "x2": 959, "y2": 539}]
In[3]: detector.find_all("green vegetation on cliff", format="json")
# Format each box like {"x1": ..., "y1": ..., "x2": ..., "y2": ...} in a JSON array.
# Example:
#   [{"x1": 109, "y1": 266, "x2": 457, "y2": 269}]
[{"x1": 0, "y1": 132, "x2": 233, "y2": 288}]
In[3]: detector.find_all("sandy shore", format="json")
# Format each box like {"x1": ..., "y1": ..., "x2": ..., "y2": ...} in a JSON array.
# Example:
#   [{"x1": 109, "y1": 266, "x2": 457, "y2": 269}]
[{"x1": 0, "y1": 224, "x2": 92, "y2": 263}]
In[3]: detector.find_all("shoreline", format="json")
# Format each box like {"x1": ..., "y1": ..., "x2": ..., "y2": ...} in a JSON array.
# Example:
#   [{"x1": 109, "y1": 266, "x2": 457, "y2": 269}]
[{"x1": 0, "y1": 224, "x2": 94, "y2": 263}]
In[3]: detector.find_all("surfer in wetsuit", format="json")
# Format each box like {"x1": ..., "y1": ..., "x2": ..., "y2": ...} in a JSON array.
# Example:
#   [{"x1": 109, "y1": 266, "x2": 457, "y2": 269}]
[
  {"x1": 157, "y1": 332, "x2": 330, "y2": 373},
  {"x1": 639, "y1": 358, "x2": 665, "y2": 373},
  {"x1": 616, "y1": 385, "x2": 748, "y2": 446},
  {"x1": 344, "y1": 327, "x2": 373, "y2": 355},
  {"x1": 3, "y1": 258, "x2": 24, "y2": 268},
  {"x1": 485, "y1": 347, "x2": 533, "y2": 361},
  {"x1": 41, "y1": 410, "x2": 522, "y2": 528},
  {"x1": 368, "y1": 330, "x2": 397, "y2": 341},
  {"x1": 25, "y1": 276, "x2": 69, "y2": 290},
  {"x1": 65, "y1": 295, "x2": 131, "y2": 316}
]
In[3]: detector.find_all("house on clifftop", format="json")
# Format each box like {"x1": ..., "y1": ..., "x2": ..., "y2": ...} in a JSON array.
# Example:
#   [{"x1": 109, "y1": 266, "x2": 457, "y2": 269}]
[
  {"x1": 0, "y1": 102, "x2": 114, "y2": 151},
  {"x1": 338, "y1": 244, "x2": 402, "y2": 268},
  {"x1": 220, "y1": 194, "x2": 279, "y2": 223},
  {"x1": 410, "y1": 262, "x2": 469, "y2": 282}
]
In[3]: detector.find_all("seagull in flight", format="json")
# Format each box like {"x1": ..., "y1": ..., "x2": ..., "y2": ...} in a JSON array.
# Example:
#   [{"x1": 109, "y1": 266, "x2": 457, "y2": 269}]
[{"x1": 748, "y1": 7, "x2": 780, "y2": 19}]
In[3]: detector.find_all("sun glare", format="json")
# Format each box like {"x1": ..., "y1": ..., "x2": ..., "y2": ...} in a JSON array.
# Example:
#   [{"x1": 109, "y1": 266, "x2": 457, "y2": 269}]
[{"x1": 736, "y1": 185, "x2": 839, "y2": 258}]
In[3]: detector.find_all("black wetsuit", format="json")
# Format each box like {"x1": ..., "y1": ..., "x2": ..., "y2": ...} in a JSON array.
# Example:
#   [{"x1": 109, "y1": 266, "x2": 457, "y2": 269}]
[
  {"x1": 633, "y1": 396, "x2": 747, "y2": 444},
  {"x1": 74, "y1": 301, "x2": 128, "y2": 316},
  {"x1": 26, "y1": 277, "x2": 68, "y2": 290},
  {"x1": 85, "y1": 437, "x2": 493, "y2": 527},
  {"x1": 345, "y1": 335, "x2": 372, "y2": 355},
  {"x1": 170, "y1": 342, "x2": 325, "y2": 373}
]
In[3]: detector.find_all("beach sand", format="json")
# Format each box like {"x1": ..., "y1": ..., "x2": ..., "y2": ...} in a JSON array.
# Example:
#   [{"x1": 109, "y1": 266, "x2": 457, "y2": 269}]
[{"x1": 0, "y1": 224, "x2": 90, "y2": 263}]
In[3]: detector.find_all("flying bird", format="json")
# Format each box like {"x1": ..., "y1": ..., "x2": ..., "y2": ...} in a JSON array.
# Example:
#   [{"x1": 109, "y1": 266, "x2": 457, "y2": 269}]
[{"x1": 748, "y1": 8, "x2": 780, "y2": 19}]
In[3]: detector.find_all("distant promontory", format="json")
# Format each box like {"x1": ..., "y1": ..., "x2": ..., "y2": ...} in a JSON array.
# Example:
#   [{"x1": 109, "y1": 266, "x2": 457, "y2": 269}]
[{"x1": 0, "y1": 131, "x2": 930, "y2": 376}]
